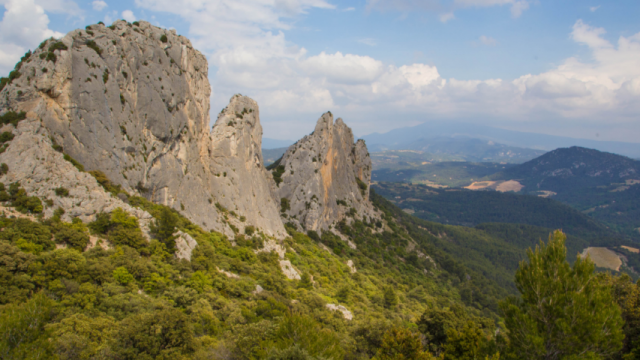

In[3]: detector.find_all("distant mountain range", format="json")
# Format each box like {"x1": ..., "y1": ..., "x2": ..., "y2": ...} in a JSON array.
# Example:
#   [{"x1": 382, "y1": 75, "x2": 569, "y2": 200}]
[
  {"x1": 361, "y1": 121, "x2": 640, "y2": 158},
  {"x1": 378, "y1": 137, "x2": 547, "y2": 163}
]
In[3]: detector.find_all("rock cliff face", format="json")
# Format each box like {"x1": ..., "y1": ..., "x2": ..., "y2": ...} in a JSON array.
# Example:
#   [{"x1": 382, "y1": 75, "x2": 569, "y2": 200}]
[
  {"x1": 0, "y1": 20, "x2": 285, "y2": 238},
  {"x1": 0, "y1": 20, "x2": 378, "y2": 240},
  {"x1": 274, "y1": 112, "x2": 380, "y2": 232}
]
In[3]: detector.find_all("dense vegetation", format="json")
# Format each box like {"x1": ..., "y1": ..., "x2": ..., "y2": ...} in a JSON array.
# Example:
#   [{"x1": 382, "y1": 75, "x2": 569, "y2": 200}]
[{"x1": 372, "y1": 182, "x2": 612, "y2": 240}]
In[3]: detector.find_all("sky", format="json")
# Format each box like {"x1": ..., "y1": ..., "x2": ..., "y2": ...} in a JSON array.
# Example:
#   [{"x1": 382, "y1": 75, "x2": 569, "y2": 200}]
[{"x1": 1, "y1": 0, "x2": 639, "y2": 143}]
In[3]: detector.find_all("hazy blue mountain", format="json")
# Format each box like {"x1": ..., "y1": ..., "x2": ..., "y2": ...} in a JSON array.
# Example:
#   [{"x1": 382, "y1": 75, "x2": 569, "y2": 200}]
[
  {"x1": 403, "y1": 137, "x2": 546, "y2": 163},
  {"x1": 262, "y1": 147, "x2": 288, "y2": 166},
  {"x1": 361, "y1": 121, "x2": 640, "y2": 158},
  {"x1": 262, "y1": 138, "x2": 294, "y2": 149}
]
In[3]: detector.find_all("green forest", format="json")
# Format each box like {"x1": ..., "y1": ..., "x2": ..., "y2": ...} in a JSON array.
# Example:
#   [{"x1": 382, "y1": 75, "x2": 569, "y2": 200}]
[{"x1": 2, "y1": 172, "x2": 640, "y2": 359}]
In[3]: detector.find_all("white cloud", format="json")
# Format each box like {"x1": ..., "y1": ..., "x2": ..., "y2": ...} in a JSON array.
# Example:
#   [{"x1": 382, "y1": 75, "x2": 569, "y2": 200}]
[
  {"x1": 34, "y1": 0, "x2": 83, "y2": 17},
  {"x1": 509, "y1": 0, "x2": 528, "y2": 18},
  {"x1": 0, "y1": 0, "x2": 64, "y2": 75},
  {"x1": 590, "y1": 5, "x2": 600, "y2": 12},
  {"x1": 358, "y1": 38, "x2": 377, "y2": 46},
  {"x1": 122, "y1": 9, "x2": 136, "y2": 22},
  {"x1": 479, "y1": 35, "x2": 497, "y2": 46},
  {"x1": 343, "y1": 7, "x2": 355, "y2": 11},
  {"x1": 92, "y1": 0, "x2": 108, "y2": 11},
  {"x1": 302, "y1": 52, "x2": 384, "y2": 85},
  {"x1": 439, "y1": 12, "x2": 455, "y2": 23}
]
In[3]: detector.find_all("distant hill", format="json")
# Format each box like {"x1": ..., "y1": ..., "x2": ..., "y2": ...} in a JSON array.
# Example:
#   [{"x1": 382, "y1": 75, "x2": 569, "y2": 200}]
[
  {"x1": 263, "y1": 147, "x2": 288, "y2": 166},
  {"x1": 361, "y1": 121, "x2": 640, "y2": 158},
  {"x1": 495, "y1": 146, "x2": 640, "y2": 190},
  {"x1": 488, "y1": 147, "x2": 640, "y2": 238},
  {"x1": 371, "y1": 137, "x2": 546, "y2": 163}
]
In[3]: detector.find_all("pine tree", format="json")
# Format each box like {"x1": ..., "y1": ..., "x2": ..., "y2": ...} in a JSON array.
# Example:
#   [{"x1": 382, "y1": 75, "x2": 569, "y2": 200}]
[
  {"x1": 151, "y1": 207, "x2": 178, "y2": 251},
  {"x1": 501, "y1": 230, "x2": 624, "y2": 360}
]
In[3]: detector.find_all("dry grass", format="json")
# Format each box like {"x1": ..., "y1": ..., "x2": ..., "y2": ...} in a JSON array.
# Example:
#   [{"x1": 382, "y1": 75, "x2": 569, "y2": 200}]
[
  {"x1": 496, "y1": 180, "x2": 524, "y2": 192},
  {"x1": 465, "y1": 181, "x2": 496, "y2": 190},
  {"x1": 622, "y1": 246, "x2": 640, "y2": 254},
  {"x1": 581, "y1": 247, "x2": 622, "y2": 271}
]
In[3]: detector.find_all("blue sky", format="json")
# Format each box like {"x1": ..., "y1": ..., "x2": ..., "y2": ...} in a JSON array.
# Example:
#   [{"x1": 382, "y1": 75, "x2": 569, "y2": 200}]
[{"x1": 1, "y1": 0, "x2": 640, "y2": 142}]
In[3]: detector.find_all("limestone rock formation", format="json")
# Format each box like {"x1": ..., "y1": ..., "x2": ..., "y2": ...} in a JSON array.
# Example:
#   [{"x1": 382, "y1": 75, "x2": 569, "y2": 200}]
[
  {"x1": 0, "y1": 117, "x2": 153, "y2": 228},
  {"x1": 0, "y1": 20, "x2": 285, "y2": 238},
  {"x1": 274, "y1": 112, "x2": 380, "y2": 232}
]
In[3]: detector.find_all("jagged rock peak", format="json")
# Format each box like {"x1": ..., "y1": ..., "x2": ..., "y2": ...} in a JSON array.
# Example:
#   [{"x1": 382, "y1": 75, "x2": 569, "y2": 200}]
[
  {"x1": 274, "y1": 112, "x2": 381, "y2": 232},
  {"x1": 0, "y1": 21, "x2": 285, "y2": 238}
]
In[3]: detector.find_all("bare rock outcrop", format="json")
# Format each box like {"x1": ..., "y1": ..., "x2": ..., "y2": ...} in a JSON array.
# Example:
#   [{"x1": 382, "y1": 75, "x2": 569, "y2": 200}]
[
  {"x1": 0, "y1": 20, "x2": 285, "y2": 238},
  {"x1": 0, "y1": 117, "x2": 153, "y2": 226},
  {"x1": 274, "y1": 112, "x2": 380, "y2": 232}
]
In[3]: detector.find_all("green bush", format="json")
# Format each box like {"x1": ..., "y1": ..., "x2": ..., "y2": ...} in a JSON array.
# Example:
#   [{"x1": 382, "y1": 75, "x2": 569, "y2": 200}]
[
  {"x1": 0, "y1": 111, "x2": 26, "y2": 126},
  {"x1": 85, "y1": 40, "x2": 102, "y2": 55},
  {"x1": 63, "y1": 153, "x2": 84, "y2": 172},
  {"x1": 54, "y1": 226, "x2": 89, "y2": 251},
  {"x1": 0, "y1": 163, "x2": 8, "y2": 175},
  {"x1": 160, "y1": 34, "x2": 168, "y2": 43},
  {"x1": 48, "y1": 42, "x2": 68, "y2": 52},
  {"x1": 0, "y1": 132, "x2": 14, "y2": 144},
  {"x1": 280, "y1": 198, "x2": 290, "y2": 213},
  {"x1": 272, "y1": 165, "x2": 286, "y2": 186},
  {"x1": 102, "y1": 69, "x2": 109, "y2": 83},
  {"x1": 54, "y1": 187, "x2": 69, "y2": 197}
]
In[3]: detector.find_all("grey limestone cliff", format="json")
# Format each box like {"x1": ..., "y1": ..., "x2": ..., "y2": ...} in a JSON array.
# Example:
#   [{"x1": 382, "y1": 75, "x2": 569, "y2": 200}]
[
  {"x1": 274, "y1": 112, "x2": 380, "y2": 232},
  {"x1": 0, "y1": 20, "x2": 285, "y2": 238}
]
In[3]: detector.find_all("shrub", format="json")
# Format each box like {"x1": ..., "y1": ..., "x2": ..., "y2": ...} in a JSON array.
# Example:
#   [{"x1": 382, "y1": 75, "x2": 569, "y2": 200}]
[
  {"x1": 120, "y1": 93, "x2": 125, "y2": 105},
  {"x1": 244, "y1": 225, "x2": 255, "y2": 236},
  {"x1": 54, "y1": 226, "x2": 89, "y2": 251},
  {"x1": 102, "y1": 69, "x2": 109, "y2": 83},
  {"x1": 280, "y1": 198, "x2": 290, "y2": 213},
  {"x1": 63, "y1": 153, "x2": 84, "y2": 172},
  {"x1": 160, "y1": 34, "x2": 168, "y2": 43},
  {"x1": 86, "y1": 40, "x2": 102, "y2": 55},
  {"x1": 54, "y1": 187, "x2": 69, "y2": 197},
  {"x1": 113, "y1": 266, "x2": 135, "y2": 285},
  {"x1": 0, "y1": 163, "x2": 8, "y2": 175},
  {"x1": 0, "y1": 111, "x2": 26, "y2": 126},
  {"x1": 0, "y1": 132, "x2": 14, "y2": 143},
  {"x1": 48, "y1": 42, "x2": 68, "y2": 52},
  {"x1": 46, "y1": 52, "x2": 56, "y2": 63},
  {"x1": 272, "y1": 165, "x2": 285, "y2": 186}
]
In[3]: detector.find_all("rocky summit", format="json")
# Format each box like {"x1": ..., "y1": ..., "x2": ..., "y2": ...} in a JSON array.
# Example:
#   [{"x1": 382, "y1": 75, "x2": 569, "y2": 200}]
[
  {"x1": 0, "y1": 20, "x2": 377, "y2": 240},
  {"x1": 274, "y1": 112, "x2": 380, "y2": 233}
]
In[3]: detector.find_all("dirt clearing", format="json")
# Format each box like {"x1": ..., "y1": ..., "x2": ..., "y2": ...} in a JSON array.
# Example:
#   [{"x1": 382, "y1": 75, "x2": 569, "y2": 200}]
[
  {"x1": 581, "y1": 247, "x2": 622, "y2": 271},
  {"x1": 496, "y1": 180, "x2": 524, "y2": 192}
]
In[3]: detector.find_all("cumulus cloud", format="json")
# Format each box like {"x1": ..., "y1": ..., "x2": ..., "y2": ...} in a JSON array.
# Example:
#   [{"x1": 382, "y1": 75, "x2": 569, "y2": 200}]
[
  {"x1": 92, "y1": 0, "x2": 108, "y2": 11},
  {"x1": 479, "y1": 35, "x2": 497, "y2": 46},
  {"x1": 0, "y1": 0, "x2": 64, "y2": 75},
  {"x1": 122, "y1": 9, "x2": 136, "y2": 22},
  {"x1": 34, "y1": 0, "x2": 83, "y2": 17}
]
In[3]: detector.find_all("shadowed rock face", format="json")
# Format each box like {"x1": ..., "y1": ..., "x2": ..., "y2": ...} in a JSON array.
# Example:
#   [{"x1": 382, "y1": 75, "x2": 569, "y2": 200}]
[
  {"x1": 274, "y1": 112, "x2": 380, "y2": 232},
  {"x1": 0, "y1": 20, "x2": 285, "y2": 238}
]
